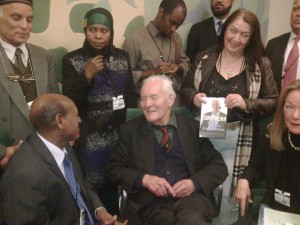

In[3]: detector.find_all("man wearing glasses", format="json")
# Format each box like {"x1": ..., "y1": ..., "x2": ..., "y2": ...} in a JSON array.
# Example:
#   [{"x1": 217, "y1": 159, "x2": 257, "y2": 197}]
[{"x1": 0, "y1": 0, "x2": 59, "y2": 172}]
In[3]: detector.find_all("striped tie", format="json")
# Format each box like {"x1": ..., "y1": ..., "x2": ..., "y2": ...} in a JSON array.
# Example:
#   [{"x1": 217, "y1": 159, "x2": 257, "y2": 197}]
[
  {"x1": 283, "y1": 37, "x2": 300, "y2": 87},
  {"x1": 217, "y1": 21, "x2": 223, "y2": 36},
  {"x1": 63, "y1": 153, "x2": 94, "y2": 225},
  {"x1": 14, "y1": 48, "x2": 27, "y2": 74},
  {"x1": 159, "y1": 126, "x2": 172, "y2": 152}
]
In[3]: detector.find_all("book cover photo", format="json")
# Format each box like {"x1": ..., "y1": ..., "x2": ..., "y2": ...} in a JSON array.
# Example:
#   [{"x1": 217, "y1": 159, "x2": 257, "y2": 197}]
[{"x1": 199, "y1": 97, "x2": 228, "y2": 138}]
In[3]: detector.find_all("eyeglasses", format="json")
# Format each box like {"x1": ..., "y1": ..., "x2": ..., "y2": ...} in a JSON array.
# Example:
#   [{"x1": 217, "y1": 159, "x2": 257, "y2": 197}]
[{"x1": 0, "y1": 48, "x2": 35, "y2": 83}]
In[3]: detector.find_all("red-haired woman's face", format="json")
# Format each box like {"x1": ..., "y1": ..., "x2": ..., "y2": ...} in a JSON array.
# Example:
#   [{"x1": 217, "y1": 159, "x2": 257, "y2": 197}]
[
  {"x1": 223, "y1": 18, "x2": 251, "y2": 56},
  {"x1": 284, "y1": 89, "x2": 300, "y2": 134}
]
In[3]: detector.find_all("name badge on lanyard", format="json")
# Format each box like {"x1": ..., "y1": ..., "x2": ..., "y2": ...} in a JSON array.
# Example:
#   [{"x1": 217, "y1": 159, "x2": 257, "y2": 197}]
[
  {"x1": 274, "y1": 188, "x2": 291, "y2": 207},
  {"x1": 80, "y1": 209, "x2": 85, "y2": 225},
  {"x1": 113, "y1": 95, "x2": 125, "y2": 110}
]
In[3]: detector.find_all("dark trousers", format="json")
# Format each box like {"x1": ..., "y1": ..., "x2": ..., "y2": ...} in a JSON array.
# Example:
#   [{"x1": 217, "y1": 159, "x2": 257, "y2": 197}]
[{"x1": 127, "y1": 193, "x2": 215, "y2": 225}]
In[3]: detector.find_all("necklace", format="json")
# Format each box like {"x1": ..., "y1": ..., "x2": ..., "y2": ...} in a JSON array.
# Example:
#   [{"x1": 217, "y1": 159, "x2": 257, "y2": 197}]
[
  {"x1": 147, "y1": 24, "x2": 171, "y2": 62},
  {"x1": 218, "y1": 52, "x2": 245, "y2": 79},
  {"x1": 226, "y1": 69, "x2": 233, "y2": 78},
  {"x1": 288, "y1": 131, "x2": 300, "y2": 151}
]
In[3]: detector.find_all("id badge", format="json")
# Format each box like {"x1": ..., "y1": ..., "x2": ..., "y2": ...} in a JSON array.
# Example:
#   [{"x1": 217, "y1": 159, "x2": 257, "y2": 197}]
[
  {"x1": 113, "y1": 95, "x2": 125, "y2": 110},
  {"x1": 274, "y1": 188, "x2": 291, "y2": 207},
  {"x1": 79, "y1": 209, "x2": 85, "y2": 225}
]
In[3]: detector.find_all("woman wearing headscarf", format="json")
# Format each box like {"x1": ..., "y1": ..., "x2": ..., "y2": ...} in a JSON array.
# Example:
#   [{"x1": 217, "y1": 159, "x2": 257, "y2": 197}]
[{"x1": 62, "y1": 7, "x2": 136, "y2": 214}]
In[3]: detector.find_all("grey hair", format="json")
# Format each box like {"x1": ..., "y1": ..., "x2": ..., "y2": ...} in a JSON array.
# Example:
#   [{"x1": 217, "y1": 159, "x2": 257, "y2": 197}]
[{"x1": 142, "y1": 75, "x2": 176, "y2": 98}]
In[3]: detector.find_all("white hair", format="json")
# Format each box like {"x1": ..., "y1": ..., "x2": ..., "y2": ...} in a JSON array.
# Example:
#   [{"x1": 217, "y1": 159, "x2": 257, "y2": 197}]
[{"x1": 142, "y1": 75, "x2": 176, "y2": 98}]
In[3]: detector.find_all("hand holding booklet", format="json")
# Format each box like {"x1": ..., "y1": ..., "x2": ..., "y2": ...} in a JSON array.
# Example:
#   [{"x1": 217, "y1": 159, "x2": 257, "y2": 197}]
[{"x1": 199, "y1": 97, "x2": 227, "y2": 139}]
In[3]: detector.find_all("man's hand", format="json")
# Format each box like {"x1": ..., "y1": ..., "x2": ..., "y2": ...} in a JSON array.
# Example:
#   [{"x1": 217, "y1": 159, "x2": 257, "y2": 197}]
[
  {"x1": 84, "y1": 55, "x2": 105, "y2": 81},
  {"x1": 234, "y1": 179, "x2": 253, "y2": 216},
  {"x1": 96, "y1": 208, "x2": 128, "y2": 225},
  {"x1": 172, "y1": 179, "x2": 195, "y2": 198},
  {"x1": 0, "y1": 140, "x2": 23, "y2": 169},
  {"x1": 157, "y1": 61, "x2": 171, "y2": 75},
  {"x1": 142, "y1": 174, "x2": 175, "y2": 197},
  {"x1": 165, "y1": 63, "x2": 178, "y2": 77}
]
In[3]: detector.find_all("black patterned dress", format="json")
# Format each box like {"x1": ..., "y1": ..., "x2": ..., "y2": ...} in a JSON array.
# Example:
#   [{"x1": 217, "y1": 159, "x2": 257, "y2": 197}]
[{"x1": 62, "y1": 41, "x2": 136, "y2": 191}]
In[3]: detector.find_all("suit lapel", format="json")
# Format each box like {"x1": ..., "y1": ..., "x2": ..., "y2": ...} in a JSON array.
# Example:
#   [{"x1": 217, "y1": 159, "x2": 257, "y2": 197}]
[
  {"x1": 0, "y1": 44, "x2": 30, "y2": 121},
  {"x1": 138, "y1": 118, "x2": 155, "y2": 174},
  {"x1": 207, "y1": 17, "x2": 218, "y2": 42},
  {"x1": 275, "y1": 34, "x2": 290, "y2": 92},
  {"x1": 26, "y1": 44, "x2": 47, "y2": 95},
  {"x1": 28, "y1": 133, "x2": 67, "y2": 181}
]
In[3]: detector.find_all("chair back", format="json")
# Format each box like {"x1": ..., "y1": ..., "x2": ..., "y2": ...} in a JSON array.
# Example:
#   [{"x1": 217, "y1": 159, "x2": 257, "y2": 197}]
[{"x1": 126, "y1": 107, "x2": 193, "y2": 121}]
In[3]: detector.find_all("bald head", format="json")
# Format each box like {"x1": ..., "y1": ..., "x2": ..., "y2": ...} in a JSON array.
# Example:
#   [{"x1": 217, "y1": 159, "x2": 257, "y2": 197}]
[{"x1": 29, "y1": 94, "x2": 72, "y2": 131}]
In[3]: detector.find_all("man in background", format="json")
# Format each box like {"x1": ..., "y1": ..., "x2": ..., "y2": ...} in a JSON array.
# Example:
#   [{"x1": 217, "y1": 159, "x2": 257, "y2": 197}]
[
  {"x1": 265, "y1": 0, "x2": 300, "y2": 93},
  {"x1": 123, "y1": 0, "x2": 190, "y2": 106},
  {"x1": 0, "y1": 0, "x2": 59, "y2": 174},
  {"x1": 187, "y1": 0, "x2": 234, "y2": 63}
]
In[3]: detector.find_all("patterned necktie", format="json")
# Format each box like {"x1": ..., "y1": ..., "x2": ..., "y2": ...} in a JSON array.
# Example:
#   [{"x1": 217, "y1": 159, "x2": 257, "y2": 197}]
[
  {"x1": 14, "y1": 48, "x2": 27, "y2": 74},
  {"x1": 217, "y1": 21, "x2": 223, "y2": 36},
  {"x1": 63, "y1": 153, "x2": 94, "y2": 225},
  {"x1": 159, "y1": 126, "x2": 172, "y2": 152},
  {"x1": 283, "y1": 37, "x2": 300, "y2": 87}
]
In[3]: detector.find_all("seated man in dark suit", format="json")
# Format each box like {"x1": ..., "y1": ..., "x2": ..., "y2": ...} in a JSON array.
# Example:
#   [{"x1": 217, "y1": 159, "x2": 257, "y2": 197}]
[
  {"x1": 105, "y1": 75, "x2": 228, "y2": 225},
  {"x1": 0, "y1": 94, "x2": 127, "y2": 225}
]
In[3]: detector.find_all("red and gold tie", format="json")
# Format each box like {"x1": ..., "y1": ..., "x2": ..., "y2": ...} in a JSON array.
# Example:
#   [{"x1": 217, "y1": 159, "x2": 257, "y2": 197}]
[{"x1": 159, "y1": 126, "x2": 172, "y2": 152}]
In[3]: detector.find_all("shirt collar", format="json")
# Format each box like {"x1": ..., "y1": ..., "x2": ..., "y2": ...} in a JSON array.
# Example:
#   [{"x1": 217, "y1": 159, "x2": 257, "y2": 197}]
[
  {"x1": 289, "y1": 32, "x2": 299, "y2": 42},
  {"x1": 149, "y1": 111, "x2": 178, "y2": 130},
  {"x1": 0, "y1": 38, "x2": 28, "y2": 62},
  {"x1": 213, "y1": 16, "x2": 226, "y2": 26},
  {"x1": 148, "y1": 22, "x2": 160, "y2": 37},
  {"x1": 36, "y1": 132, "x2": 65, "y2": 169}
]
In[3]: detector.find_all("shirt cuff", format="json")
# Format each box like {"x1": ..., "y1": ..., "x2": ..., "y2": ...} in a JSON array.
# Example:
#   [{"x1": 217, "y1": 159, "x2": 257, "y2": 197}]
[{"x1": 95, "y1": 207, "x2": 106, "y2": 219}]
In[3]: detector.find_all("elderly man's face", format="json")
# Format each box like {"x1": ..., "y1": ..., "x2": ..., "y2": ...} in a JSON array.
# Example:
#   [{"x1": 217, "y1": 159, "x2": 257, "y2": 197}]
[
  {"x1": 140, "y1": 80, "x2": 174, "y2": 126},
  {"x1": 0, "y1": 3, "x2": 33, "y2": 47}
]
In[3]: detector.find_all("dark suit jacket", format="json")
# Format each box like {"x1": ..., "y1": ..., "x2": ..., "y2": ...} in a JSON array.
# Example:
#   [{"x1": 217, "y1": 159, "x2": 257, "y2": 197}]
[
  {"x1": 0, "y1": 133, "x2": 103, "y2": 225},
  {"x1": 0, "y1": 43, "x2": 59, "y2": 157},
  {"x1": 187, "y1": 17, "x2": 218, "y2": 63},
  {"x1": 105, "y1": 113, "x2": 228, "y2": 216},
  {"x1": 265, "y1": 32, "x2": 290, "y2": 93}
]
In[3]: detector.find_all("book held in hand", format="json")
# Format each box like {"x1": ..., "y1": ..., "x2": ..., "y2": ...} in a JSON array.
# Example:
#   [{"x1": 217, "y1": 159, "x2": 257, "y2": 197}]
[{"x1": 199, "y1": 97, "x2": 227, "y2": 138}]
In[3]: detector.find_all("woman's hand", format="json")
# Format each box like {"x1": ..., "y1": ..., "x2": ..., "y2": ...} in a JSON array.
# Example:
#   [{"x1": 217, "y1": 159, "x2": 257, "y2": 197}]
[
  {"x1": 193, "y1": 93, "x2": 207, "y2": 108},
  {"x1": 84, "y1": 55, "x2": 105, "y2": 81},
  {"x1": 225, "y1": 94, "x2": 247, "y2": 111},
  {"x1": 234, "y1": 179, "x2": 253, "y2": 216}
]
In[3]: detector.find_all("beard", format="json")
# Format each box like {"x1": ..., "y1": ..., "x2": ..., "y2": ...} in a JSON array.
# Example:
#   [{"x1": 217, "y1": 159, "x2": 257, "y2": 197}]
[{"x1": 211, "y1": 4, "x2": 232, "y2": 18}]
